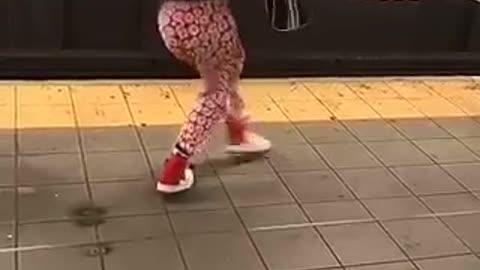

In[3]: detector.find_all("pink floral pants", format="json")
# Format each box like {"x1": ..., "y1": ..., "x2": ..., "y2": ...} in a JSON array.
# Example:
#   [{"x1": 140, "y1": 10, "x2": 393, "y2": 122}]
[{"x1": 158, "y1": 0, "x2": 246, "y2": 157}]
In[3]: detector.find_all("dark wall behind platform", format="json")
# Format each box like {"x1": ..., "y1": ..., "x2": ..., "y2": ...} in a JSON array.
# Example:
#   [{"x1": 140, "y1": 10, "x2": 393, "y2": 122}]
[{"x1": 1, "y1": 0, "x2": 480, "y2": 79}]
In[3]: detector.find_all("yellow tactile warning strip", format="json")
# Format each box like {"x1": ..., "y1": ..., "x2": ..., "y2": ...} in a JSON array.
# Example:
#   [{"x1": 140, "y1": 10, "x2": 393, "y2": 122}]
[{"x1": 2, "y1": 77, "x2": 480, "y2": 130}]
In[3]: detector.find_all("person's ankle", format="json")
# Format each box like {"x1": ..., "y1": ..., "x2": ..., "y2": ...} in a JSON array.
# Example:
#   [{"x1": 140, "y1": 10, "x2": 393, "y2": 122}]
[{"x1": 226, "y1": 116, "x2": 248, "y2": 145}]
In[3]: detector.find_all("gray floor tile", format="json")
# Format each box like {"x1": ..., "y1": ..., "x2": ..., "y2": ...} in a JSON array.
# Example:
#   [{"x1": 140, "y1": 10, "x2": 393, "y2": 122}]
[
  {"x1": 416, "y1": 255, "x2": 480, "y2": 270},
  {"x1": 434, "y1": 118, "x2": 480, "y2": 138},
  {"x1": 442, "y1": 163, "x2": 480, "y2": 191},
  {"x1": 0, "y1": 130, "x2": 14, "y2": 156},
  {"x1": 461, "y1": 137, "x2": 480, "y2": 156},
  {"x1": 99, "y1": 215, "x2": 171, "y2": 242},
  {"x1": 221, "y1": 173, "x2": 293, "y2": 207},
  {"x1": 413, "y1": 139, "x2": 479, "y2": 163},
  {"x1": 321, "y1": 223, "x2": 405, "y2": 265},
  {"x1": 148, "y1": 149, "x2": 215, "y2": 177},
  {"x1": 19, "y1": 128, "x2": 79, "y2": 154},
  {"x1": 316, "y1": 142, "x2": 381, "y2": 169},
  {"x1": 18, "y1": 153, "x2": 84, "y2": 185},
  {"x1": 179, "y1": 232, "x2": 265, "y2": 270},
  {"x1": 239, "y1": 204, "x2": 307, "y2": 229},
  {"x1": 19, "y1": 221, "x2": 96, "y2": 246},
  {"x1": 0, "y1": 189, "x2": 14, "y2": 223},
  {"x1": 85, "y1": 151, "x2": 150, "y2": 181},
  {"x1": 347, "y1": 262, "x2": 416, "y2": 270},
  {"x1": 104, "y1": 238, "x2": 185, "y2": 270},
  {"x1": 345, "y1": 119, "x2": 404, "y2": 142},
  {"x1": 366, "y1": 141, "x2": 432, "y2": 166},
  {"x1": 338, "y1": 168, "x2": 411, "y2": 199},
  {"x1": 139, "y1": 125, "x2": 181, "y2": 150},
  {"x1": 81, "y1": 127, "x2": 140, "y2": 152},
  {"x1": 19, "y1": 247, "x2": 102, "y2": 270},
  {"x1": 304, "y1": 200, "x2": 370, "y2": 223},
  {"x1": 0, "y1": 223, "x2": 14, "y2": 248},
  {"x1": 442, "y1": 214, "x2": 480, "y2": 252},
  {"x1": 297, "y1": 121, "x2": 356, "y2": 144},
  {"x1": 392, "y1": 165, "x2": 465, "y2": 195},
  {"x1": 384, "y1": 219, "x2": 469, "y2": 258},
  {"x1": 267, "y1": 144, "x2": 328, "y2": 172},
  {"x1": 252, "y1": 122, "x2": 306, "y2": 145},
  {"x1": 91, "y1": 181, "x2": 165, "y2": 216},
  {"x1": 165, "y1": 176, "x2": 231, "y2": 212},
  {"x1": 0, "y1": 157, "x2": 14, "y2": 186},
  {"x1": 391, "y1": 119, "x2": 450, "y2": 140},
  {"x1": 363, "y1": 197, "x2": 429, "y2": 220},
  {"x1": 18, "y1": 184, "x2": 89, "y2": 222},
  {"x1": 252, "y1": 228, "x2": 338, "y2": 270},
  {"x1": 210, "y1": 154, "x2": 273, "y2": 176},
  {"x1": 0, "y1": 253, "x2": 13, "y2": 270},
  {"x1": 171, "y1": 209, "x2": 243, "y2": 234},
  {"x1": 421, "y1": 193, "x2": 480, "y2": 212},
  {"x1": 147, "y1": 149, "x2": 168, "y2": 168},
  {"x1": 282, "y1": 170, "x2": 353, "y2": 203}
]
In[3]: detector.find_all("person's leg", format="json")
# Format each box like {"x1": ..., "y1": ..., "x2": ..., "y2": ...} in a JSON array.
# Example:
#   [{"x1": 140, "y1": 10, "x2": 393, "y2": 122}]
[
  {"x1": 156, "y1": 1, "x2": 199, "y2": 193},
  {"x1": 157, "y1": 0, "x2": 271, "y2": 193},
  {"x1": 223, "y1": 62, "x2": 271, "y2": 154},
  {"x1": 158, "y1": 63, "x2": 234, "y2": 193},
  {"x1": 174, "y1": 66, "x2": 230, "y2": 157},
  {"x1": 157, "y1": 1, "x2": 246, "y2": 193},
  {"x1": 226, "y1": 91, "x2": 248, "y2": 145},
  {"x1": 225, "y1": 97, "x2": 272, "y2": 153}
]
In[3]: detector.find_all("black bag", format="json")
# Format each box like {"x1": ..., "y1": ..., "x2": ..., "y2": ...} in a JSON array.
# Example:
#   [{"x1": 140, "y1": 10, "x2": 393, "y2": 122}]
[{"x1": 267, "y1": 0, "x2": 308, "y2": 31}]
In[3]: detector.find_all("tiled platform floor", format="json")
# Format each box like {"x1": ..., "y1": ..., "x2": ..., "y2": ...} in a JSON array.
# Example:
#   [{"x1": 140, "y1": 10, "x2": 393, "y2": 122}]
[{"x1": 1, "y1": 77, "x2": 480, "y2": 270}]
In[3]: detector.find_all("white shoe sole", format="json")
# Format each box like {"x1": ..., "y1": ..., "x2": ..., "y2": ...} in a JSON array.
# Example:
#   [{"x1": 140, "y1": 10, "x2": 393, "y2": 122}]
[
  {"x1": 156, "y1": 167, "x2": 195, "y2": 194},
  {"x1": 225, "y1": 133, "x2": 272, "y2": 154}
]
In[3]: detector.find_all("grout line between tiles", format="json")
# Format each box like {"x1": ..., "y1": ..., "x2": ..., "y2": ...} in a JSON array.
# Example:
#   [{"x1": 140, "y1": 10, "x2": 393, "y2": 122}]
[
  {"x1": 66, "y1": 86, "x2": 94, "y2": 201},
  {"x1": 336, "y1": 83, "x2": 479, "y2": 197},
  {"x1": 0, "y1": 233, "x2": 474, "y2": 264},
  {"x1": 13, "y1": 85, "x2": 19, "y2": 270},
  {"x1": 297, "y1": 83, "x2": 424, "y2": 270},
  {"x1": 342, "y1": 82, "x2": 480, "y2": 260},
  {"x1": 168, "y1": 83, "x2": 272, "y2": 270},
  {"x1": 7, "y1": 158, "x2": 480, "y2": 187},
  {"x1": 0, "y1": 76, "x2": 476, "y2": 86},
  {"x1": 190, "y1": 172, "x2": 272, "y2": 270},
  {"x1": 10, "y1": 79, "x2": 480, "y2": 268},
  {"x1": 268, "y1": 93, "x2": 358, "y2": 269},
  {"x1": 379, "y1": 83, "x2": 480, "y2": 198},
  {"x1": 342, "y1": 252, "x2": 476, "y2": 268},
  {"x1": 6, "y1": 159, "x2": 480, "y2": 191},
  {"x1": 13, "y1": 188, "x2": 480, "y2": 227},
  {"x1": 67, "y1": 84, "x2": 106, "y2": 270},
  {"x1": 119, "y1": 84, "x2": 191, "y2": 270},
  {"x1": 418, "y1": 81, "x2": 480, "y2": 161},
  {"x1": 15, "y1": 178, "x2": 145, "y2": 188},
  {"x1": 339, "y1": 259, "x2": 413, "y2": 270},
  {"x1": 248, "y1": 209, "x2": 480, "y2": 232}
]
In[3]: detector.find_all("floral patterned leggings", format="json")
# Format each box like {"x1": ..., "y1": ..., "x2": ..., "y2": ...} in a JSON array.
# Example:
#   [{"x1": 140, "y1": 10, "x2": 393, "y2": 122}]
[{"x1": 158, "y1": 0, "x2": 246, "y2": 157}]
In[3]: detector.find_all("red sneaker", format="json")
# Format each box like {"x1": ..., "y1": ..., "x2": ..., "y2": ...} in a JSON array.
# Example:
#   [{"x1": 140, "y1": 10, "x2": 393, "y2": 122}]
[
  {"x1": 156, "y1": 154, "x2": 195, "y2": 194},
  {"x1": 226, "y1": 116, "x2": 272, "y2": 154}
]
